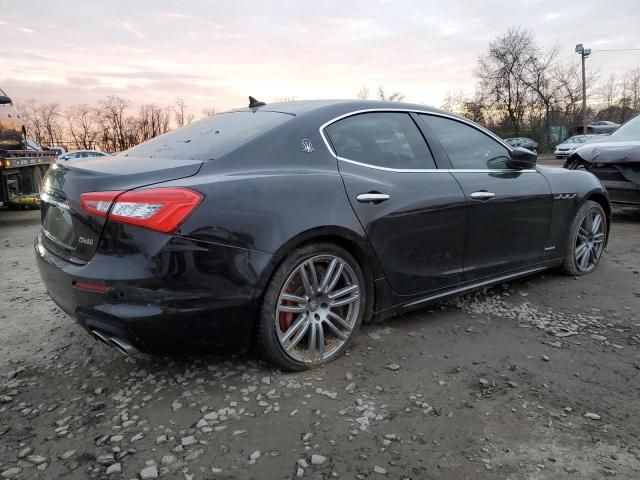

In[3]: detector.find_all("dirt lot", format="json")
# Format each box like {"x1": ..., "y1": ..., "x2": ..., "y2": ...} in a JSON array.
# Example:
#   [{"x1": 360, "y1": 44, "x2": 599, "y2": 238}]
[{"x1": 1, "y1": 206, "x2": 639, "y2": 480}]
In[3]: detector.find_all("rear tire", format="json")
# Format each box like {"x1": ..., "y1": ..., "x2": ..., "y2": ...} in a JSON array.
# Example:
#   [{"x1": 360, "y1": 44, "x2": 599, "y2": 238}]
[
  {"x1": 255, "y1": 242, "x2": 366, "y2": 371},
  {"x1": 561, "y1": 200, "x2": 607, "y2": 276}
]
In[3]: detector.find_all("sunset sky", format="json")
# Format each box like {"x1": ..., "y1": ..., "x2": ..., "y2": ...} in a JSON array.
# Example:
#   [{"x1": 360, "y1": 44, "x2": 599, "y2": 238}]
[{"x1": 1, "y1": 0, "x2": 639, "y2": 115}]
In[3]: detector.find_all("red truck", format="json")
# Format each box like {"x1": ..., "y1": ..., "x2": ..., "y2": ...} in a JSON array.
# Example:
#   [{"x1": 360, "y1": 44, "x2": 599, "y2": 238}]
[{"x1": 0, "y1": 88, "x2": 56, "y2": 208}]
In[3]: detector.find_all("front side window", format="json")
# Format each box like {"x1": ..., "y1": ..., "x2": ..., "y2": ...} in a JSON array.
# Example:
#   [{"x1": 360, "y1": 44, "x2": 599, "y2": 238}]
[
  {"x1": 325, "y1": 112, "x2": 436, "y2": 170},
  {"x1": 420, "y1": 115, "x2": 511, "y2": 169}
]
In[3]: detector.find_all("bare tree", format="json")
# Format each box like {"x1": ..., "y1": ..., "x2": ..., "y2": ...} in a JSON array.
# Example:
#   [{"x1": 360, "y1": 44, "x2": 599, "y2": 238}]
[
  {"x1": 476, "y1": 27, "x2": 537, "y2": 136},
  {"x1": 356, "y1": 86, "x2": 370, "y2": 100},
  {"x1": 18, "y1": 99, "x2": 46, "y2": 145},
  {"x1": 65, "y1": 104, "x2": 99, "y2": 149},
  {"x1": 202, "y1": 107, "x2": 216, "y2": 117},
  {"x1": 98, "y1": 95, "x2": 130, "y2": 152},
  {"x1": 623, "y1": 68, "x2": 640, "y2": 115},
  {"x1": 598, "y1": 74, "x2": 620, "y2": 109},
  {"x1": 517, "y1": 44, "x2": 562, "y2": 148},
  {"x1": 173, "y1": 98, "x2": 195, "y2": 128},
  {"x1": 442, "y1": 90, "x2": 487, "y2": 124},
  {"x1": 377, "y1": 86, "x2": 405, "y2": 102}
]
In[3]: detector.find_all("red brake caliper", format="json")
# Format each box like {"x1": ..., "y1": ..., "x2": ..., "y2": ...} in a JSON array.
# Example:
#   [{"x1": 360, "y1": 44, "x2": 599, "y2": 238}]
[{"x1": 279, "y1": 284, "x2": 295, "y2": 331}]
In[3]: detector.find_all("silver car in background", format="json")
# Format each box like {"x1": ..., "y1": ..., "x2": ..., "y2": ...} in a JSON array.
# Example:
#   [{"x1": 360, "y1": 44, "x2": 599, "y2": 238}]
[
  {"x1": 57, "y1": 150, "x2": 107, "y2": 163},
  {"x1": 588, "y1": 121, "x2": 620, "y2": 134},
  {"x1": 555, "y1": 135, "x2": 593, "y2": 159}
]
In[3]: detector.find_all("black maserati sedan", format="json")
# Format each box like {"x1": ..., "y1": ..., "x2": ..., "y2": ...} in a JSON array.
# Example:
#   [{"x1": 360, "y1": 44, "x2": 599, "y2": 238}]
[{"x1": 36, "y1": 99, "x2": 610, "y2": 370}]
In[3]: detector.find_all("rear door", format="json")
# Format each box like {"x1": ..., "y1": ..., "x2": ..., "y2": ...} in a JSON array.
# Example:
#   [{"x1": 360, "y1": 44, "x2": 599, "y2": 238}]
[
  {"x1": 324, "y1": 111, "x2": 467, "y2": 296},
  {"x1": 419, "y1": 114, "x2": 552, "y2": 281}
]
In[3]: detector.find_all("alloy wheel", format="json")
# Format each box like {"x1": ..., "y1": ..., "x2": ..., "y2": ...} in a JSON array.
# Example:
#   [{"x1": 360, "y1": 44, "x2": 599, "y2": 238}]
[
  {"x1": 275, "y1": 255, "x2": 361, "y2": 365},
  {"x1": 574, "y1": 209, "x2": 605, "y2": 272}
]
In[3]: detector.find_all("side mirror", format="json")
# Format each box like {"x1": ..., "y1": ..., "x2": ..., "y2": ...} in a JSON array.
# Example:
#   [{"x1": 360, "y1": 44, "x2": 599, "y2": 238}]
[
  {"x1": 509, "y1": 147, "x2": 537, "y2": 169},
  {"x1": 0, "y1": 95, "x2": 12, "y2": 105}
]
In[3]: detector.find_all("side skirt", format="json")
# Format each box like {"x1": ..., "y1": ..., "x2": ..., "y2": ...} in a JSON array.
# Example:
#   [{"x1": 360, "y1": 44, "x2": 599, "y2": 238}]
[{"x1": 371, "y1": 261, "x2": 562, "y2": 322}]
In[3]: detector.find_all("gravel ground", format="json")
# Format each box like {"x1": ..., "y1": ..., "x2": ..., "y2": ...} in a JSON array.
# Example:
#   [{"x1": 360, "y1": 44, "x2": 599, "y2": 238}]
[{"x1": 1, "y1": 207, "x2": 639, "y2": 480}]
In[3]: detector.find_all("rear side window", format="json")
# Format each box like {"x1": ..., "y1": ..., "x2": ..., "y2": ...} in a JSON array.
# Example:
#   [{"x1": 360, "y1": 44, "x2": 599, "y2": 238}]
[
  {"x1": 123, "y1": 111, "x2": 292, "y2": 160},
  {"x1": 325, "y1": 112, "x2": 436, "y2": 169},
  {"x1": 421, "y1": 115, "x2": 511, "y2": 170}
]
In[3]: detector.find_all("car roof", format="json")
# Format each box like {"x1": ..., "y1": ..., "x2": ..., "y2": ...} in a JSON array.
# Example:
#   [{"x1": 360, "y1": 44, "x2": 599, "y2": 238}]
[{"x1": 229, "y1": 99, "x2": 462, "y2": 121}]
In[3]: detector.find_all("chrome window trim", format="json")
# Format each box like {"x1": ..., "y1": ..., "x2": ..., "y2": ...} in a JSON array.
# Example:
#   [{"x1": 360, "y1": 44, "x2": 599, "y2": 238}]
[{"x1": 318, "y1": 108, "x2": 536, "y2": 174}]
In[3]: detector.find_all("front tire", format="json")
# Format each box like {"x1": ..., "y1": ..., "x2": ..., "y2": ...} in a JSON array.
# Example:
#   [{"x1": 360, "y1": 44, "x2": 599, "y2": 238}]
[
  {"x1": 562, "y1": 200, "x2": 607, "y2": 275},
  {"x1": 256, "y1": 242, "x2": 366, "y2": 371}
]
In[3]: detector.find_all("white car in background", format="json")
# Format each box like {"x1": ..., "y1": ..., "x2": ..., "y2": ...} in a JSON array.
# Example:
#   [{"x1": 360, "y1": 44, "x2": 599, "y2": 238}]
[
  {"x1": 57, "y1": 150, "x2": 107, "y2": 163},
  {"x1": 554, "y1": 135, "x2": 594, "y2": 159}
]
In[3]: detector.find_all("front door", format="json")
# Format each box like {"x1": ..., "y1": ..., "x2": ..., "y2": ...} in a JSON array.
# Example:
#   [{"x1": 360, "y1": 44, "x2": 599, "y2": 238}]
[
  {"x1": 323, "y1": 111, "x2": 467, "y2": 296},
  {"x1": 420, "y1": 114, "x2": 552, "y2": 281}
]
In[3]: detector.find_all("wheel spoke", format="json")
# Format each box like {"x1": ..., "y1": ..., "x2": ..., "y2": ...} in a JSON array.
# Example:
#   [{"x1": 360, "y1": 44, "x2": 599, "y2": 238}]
[
  {"x1": 591, "y1": 214, "x2": 602, "y2": 234},
  {"x1": 575, "y1": 243, "x2": 588, "y2": 260},
  {"x1": 278, "y1": 304, "x2": 306, "y2": 313},
  {"x1": 327, "y1": 311, "x2": 353, "y2": 333},
  {"x1": 323, "y1": 316, "x2": 348, "y2": 340},
  {"x1": 579, "y1": 246, "x2": 591, "y2": 270},
  {"x1": 592, "y1": 233, "x2": 605, "y2": 244},
  {"x1": 317, "y1": 323, "x2": 325, "y2": 360},
  {"x1": 280, "y1": 293, "x2": 307, "y2": 303},
  {"x1": 286, "y1": 320, "x2": 310, "y2": 351},
  {"x1": 299, "y1": 264, "x2": 314, "y2": 296},
  {"x1": 328, "y1": 283, "x2": 359, "y2": 300},
  {"x1": 584, "y1": 212, "x2": 593, "y2": 232},
  {"x1": 306, "y1": 260, "x2": 319, "y2": 294},
  {"x1": 308, "y1": 320, "x2": 317, "y2": 359},
  {"x1": 281, "y1": 314, "x2": 308, "y2": 343},
  {"x1": 331, "y1": 295, "x2": 359, "y2": 307},
  {"x1": 318, "y1": 258, "x2": 338, "y2": 293},
  {"x1": 325, "y1": 261, "x2": 344, "y2": 293}
]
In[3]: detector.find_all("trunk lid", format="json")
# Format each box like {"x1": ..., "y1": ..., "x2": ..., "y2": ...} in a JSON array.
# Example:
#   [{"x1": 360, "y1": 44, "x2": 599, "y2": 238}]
[{"x1": 40, "y1": 154, "x2": 203, "y2": 263}]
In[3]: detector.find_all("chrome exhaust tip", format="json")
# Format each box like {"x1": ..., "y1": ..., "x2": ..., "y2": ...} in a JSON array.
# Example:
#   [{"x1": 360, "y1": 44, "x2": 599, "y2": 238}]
[
  {"x1": 91, "y1": 330, "x2": 110, "y2": 345},
  {"x1": 90, "y1": 329, "x2": 140, "y2": 356},
  {"x1": 109, "y1": 336, "x2": 139, "y2": 356}
]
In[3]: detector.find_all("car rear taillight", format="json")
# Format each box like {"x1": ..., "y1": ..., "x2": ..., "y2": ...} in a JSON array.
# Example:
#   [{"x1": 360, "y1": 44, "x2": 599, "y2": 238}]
[{"x1": 80, "y1": 188, "x2": 203, "y2": 234}]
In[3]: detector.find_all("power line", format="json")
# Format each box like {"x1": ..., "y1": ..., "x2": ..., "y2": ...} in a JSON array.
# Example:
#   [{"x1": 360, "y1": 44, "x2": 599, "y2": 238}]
[
  {"x1": 548, "y1": 52, "x2": 576, "y2": 67},
  {"x1": 592, "y1": 48, "x2": 640, "y2": 52}
]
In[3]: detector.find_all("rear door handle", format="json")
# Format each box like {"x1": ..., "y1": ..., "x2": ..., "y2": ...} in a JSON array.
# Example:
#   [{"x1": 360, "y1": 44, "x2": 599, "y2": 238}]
[
  {"x1": 356, "y1": 193, "x2": 390, "y2": 204},
  {"x1": 470, "y1": 191, "x2": 495, "y2": 200}
]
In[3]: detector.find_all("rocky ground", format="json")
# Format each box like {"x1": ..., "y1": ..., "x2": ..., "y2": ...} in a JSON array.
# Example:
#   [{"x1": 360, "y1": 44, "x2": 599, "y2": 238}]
[{"x1": 1, "y1": 206, "x2": 639, "y2": 480}]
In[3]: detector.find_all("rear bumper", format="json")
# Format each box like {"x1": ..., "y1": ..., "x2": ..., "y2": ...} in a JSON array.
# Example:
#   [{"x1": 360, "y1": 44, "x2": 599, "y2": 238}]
[{"x1": 34, "y1": 231, "x2": 276, "y2": 354}]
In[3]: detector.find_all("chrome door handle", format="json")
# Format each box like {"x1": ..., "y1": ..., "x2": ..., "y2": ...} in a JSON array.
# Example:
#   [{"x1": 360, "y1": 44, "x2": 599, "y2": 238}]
[
  {"x1": 356, "y1": 193, "x2": 390, "y2": 203},
  {"x1": 470, "y1": 191, "x2": 495, "y2": 200}
]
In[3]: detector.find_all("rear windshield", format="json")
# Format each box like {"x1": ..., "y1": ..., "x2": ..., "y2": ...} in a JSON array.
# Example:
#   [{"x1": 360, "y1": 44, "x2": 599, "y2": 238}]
[
  {"x1": 123, "y1": 110, "x2": 292, "y2": 160},
  {"x1": 611, "y1": 115, "x2": 640, "y2": 138}
]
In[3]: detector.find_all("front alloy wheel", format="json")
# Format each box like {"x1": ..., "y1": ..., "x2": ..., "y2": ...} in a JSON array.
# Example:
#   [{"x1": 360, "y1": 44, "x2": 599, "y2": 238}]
[
  {"x1": 562, "y1": 200, "x2": 607, "y2": 276},
  {"x1": 574, "y1": 208, "x2": 606, "y2": 272}
]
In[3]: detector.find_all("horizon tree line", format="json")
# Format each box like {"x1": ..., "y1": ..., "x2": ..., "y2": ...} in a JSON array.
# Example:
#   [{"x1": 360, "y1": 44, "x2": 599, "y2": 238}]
[{"x1": 17, "y1": 28, "x2": 640, "y2": 153}]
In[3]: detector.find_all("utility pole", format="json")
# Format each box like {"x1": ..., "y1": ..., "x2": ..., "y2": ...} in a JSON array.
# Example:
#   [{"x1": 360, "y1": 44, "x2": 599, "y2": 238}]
[{"x1": 575, "y1": 44, "x2": 591, "y2": 134}]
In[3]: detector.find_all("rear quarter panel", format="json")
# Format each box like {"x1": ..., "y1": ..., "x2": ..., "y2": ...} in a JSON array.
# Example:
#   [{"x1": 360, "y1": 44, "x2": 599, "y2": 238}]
[{"x1": 158, "y1": 116, "x2": 383, "y2": 298}]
